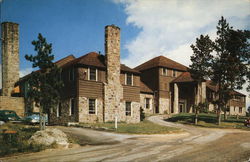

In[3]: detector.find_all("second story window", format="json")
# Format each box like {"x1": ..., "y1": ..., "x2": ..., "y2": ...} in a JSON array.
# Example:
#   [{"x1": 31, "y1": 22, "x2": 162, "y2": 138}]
[
  {"x1": 69, "y1": 68, "x2": 74, "y2": 81},
  {"x1": 89, "y1": 68, "x2": 97, "y2": 81},
  {"x1": 126, "y1": 73, "x2": 133, "y2": 86},
  {"x1": 163, "y1": 68, "x2": 167, "y2": 76},
  {"x1": 173, "y1": 70, "x2": 177, "y2": 77}
]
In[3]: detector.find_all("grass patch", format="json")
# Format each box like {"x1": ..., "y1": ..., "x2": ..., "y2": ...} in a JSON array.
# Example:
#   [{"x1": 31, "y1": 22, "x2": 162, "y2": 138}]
[
  {"x1": 0, "y1": 123, "x2": 49, "y2": 157},
  {"x1": 79, "y1": 120, "x2": 181, "y2": 134},
  {"x1": 167, "y1": 113, "x2": 250, "y2": 130}
]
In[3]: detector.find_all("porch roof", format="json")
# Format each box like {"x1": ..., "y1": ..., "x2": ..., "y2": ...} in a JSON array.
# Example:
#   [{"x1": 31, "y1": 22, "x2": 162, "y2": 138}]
[{"x1": 171, "y1": 72, "x2": 196, "y2": 83}]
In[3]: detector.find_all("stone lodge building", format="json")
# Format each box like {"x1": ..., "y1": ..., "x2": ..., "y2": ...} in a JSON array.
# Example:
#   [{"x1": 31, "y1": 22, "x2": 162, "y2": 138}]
[{"x1": 0, "y1": 22, "x2": 247, "y2": 124}]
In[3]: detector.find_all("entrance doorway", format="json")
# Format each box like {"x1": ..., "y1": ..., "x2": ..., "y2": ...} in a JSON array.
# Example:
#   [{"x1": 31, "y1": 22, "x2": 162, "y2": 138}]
[{"x1": 179, "y1": 103, "x2": 186, "y2": 113}]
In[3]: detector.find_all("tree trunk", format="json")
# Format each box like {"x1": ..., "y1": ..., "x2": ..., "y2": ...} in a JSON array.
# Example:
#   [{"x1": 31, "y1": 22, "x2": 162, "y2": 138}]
[{"x1": 224, "y1": 109, "x2": 227, "y2": 121}]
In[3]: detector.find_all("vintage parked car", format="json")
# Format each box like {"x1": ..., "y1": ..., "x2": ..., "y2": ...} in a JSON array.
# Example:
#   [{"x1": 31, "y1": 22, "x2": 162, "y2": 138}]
[
  {"x1": 0, "y1": 110, "x2": 22, "y2": 123},
  {"x1": 23, "y1": 113, "x2": 48, "y2": 125}
]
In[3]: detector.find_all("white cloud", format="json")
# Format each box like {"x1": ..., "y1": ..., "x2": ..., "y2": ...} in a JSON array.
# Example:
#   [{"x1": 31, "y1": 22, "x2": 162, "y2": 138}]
[{"x1": 114, "y1": 0, "x2": 250, "y2": 106}]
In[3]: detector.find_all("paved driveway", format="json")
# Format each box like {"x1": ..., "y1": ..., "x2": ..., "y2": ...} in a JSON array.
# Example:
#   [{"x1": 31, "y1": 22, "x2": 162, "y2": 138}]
[{"x1": 1, "y1": 116, "x2": 250, "y2": 162}]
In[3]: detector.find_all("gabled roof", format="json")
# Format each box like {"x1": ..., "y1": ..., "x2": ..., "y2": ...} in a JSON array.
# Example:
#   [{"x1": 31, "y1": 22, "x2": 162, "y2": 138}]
[
  {"x1": 54, "y1": 55, "x2": 75, "y2": 67},
  {"x1": 171, "y1": 72, "x2": 195, "y2": 83},
  {"x1": 63, "y1": 52, "x2": 139, "y2": 74},
  {"x1": 135, "y1": 55, "x2": 188, "y2": 72},
  {"x1": 140, "y1": 81, "x2": 153, "y2": 93}
]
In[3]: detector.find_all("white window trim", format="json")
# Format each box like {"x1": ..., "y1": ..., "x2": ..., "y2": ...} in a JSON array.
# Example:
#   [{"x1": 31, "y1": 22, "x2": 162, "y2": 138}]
[
  {"x1": 125, "y1": 73, "x2": 133, "y2": 86},
  {"x1": 125, "y1": 101, "x2": 132, "y2": 116},
  {"x1": 88, "y1": 98, "x2": 97, "y2": 115},
  {"x1": 144, "y1": 98, "x2": 151, "y2": 109},
  {"x1": 88, "y1": 68, "x2": 98, "y2": 81}
]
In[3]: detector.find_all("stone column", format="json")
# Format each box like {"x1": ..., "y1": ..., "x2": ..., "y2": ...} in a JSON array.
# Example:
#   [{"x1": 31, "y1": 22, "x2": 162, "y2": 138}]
[
  {"x1": 1, "y1": 22, "x2": 19, "y2": 96},
  {"x1": 201, "y1": 82, "x2": 206, "y2": 103},
  {"x1": 104, "y1": 25, "x2": 123, "y2": 122},
  {"x1": 173, "y1": 83, "x2": 179, "y2": 114}
]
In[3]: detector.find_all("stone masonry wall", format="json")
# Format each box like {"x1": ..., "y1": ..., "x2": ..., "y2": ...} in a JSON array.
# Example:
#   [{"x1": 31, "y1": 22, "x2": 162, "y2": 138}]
[
  {"x1": 140, "y1": 93, "x2": 154, "y2": 114},
  {"x1": 0, "y1": 96, "x2": 24, "y2": 117},
  {"x1": 125, "y1": 101, "x2": 140, "y2": 123},
  {"x1": 159, "y1": 98, "x2": 170, "y2": 114},
  {"x1": 78, "y1": 97, "x2": 103, "y2": 123},
  {"x1": 104, "y1": 25, "x2": 124, "y2": 122},
  {"x1": 1, "y1": 22, "x2": 20, "y2": 96}
]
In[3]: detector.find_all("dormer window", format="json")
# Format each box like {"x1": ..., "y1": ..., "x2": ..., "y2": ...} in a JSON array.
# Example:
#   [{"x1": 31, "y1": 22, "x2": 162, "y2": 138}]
[
  {"x1": 89, "y1": 68, "x2": 97, "y2": 81},
  {"x1": 125, "y1": 73, "x2": 133, "y2": 86}
]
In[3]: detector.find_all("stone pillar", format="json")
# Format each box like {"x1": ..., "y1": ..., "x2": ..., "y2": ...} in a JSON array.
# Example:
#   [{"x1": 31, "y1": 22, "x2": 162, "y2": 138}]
[
  {"x1": 201, "y1": 82, "x2": 206, "y2": 103},
  {"x1": 104, "y1": 25, "x2": 123, "y2": 122},
  {"x1": 1, "y1": 22, "x2": 19, "y2": 96},
  {"x1": 173, "y1": 83, "x2": 179, "y2": 114}
]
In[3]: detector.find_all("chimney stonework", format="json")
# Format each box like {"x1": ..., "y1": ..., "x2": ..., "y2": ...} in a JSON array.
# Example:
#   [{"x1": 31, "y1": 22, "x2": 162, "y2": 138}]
[
  {"x1": 104, "y1": 25, "x2": 124, "y2": 122},
  {"x1": 1, "y1": 22, "x2": 19, "y2": 96}
]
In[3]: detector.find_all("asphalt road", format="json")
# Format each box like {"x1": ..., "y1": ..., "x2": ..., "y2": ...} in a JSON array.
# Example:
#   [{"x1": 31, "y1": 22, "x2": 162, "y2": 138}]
[{"x1": 1, "y1": 116, "x2": 250, "y2": 162}]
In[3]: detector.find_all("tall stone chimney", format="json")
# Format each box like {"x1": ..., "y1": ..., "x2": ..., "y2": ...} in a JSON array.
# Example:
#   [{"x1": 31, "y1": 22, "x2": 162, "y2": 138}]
[
  {"x1": 104, "y1": 25, "x2": 124, "y2": 122},
  {"x1": 1, "y1": 22, "x2": 19, "y2": 96}
]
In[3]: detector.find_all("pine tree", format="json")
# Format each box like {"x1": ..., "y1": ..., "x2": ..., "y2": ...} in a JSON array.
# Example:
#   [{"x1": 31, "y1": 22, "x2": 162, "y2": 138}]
[
  {"x1": 25, "y1": 33, "x2": 63, "y2": 130},
  {"x1": 190, "y1": 16, "x2": 250, "y2": 125}
]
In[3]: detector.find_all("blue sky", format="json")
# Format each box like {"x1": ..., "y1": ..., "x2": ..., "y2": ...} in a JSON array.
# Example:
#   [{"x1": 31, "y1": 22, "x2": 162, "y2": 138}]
[{"x1": 0, "y1": 0, "x2": 250, "y2": 107}]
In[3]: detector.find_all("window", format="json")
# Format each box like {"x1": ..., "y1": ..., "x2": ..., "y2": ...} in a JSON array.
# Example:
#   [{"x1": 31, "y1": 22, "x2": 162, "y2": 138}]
[
  {"x1": 57, "y1": 102, "x2": 62, "y2": 117},
  {"x1": 126, "y1": 73, "x2": 133, "y2": 86},
  {"x1": 239, "y1": 107, "x2": 242, "y2": 113},
  {"x1": 145, "y1": 98, "x2": 150, "y2": 109},
  {"x1": 69, "y1": 98, "x2": 75, "y2": 116},
  {"x1": 163, "y1": 68, "x2": 167, "y2": 76},
  {"x1": 173, "y1": 70, "x2": 177, "y2": 77},
  {"x1": 69, "y1": 68, "x2": 74, "y2": 81},
  {"x1": 89, "y1": 99, "x2": 96, "y2": 114},
  {"x1": 89, "y1": 68, "x2": 97, "y2": 81},
  {"x1": 125, "y1": 102, "x2": 131, "y2": 116}
]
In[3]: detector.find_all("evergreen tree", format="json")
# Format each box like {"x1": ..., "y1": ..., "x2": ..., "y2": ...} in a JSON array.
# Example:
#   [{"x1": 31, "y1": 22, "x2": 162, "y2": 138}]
[
  {"x1": 25, "y1": 33, "x2": 63, "y2": 130},
  {"x1": 190, "y1": 16, "x2": 250, "y2": 125}
]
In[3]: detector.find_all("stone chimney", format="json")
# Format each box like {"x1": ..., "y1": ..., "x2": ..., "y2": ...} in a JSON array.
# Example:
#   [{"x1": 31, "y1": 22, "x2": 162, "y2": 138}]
[
  {"x1": 104, "y1": 25, "x2": 123, "y2": 122},
  {"x1": 1, "y1": 22, "x2": 19, "y2": 96}
]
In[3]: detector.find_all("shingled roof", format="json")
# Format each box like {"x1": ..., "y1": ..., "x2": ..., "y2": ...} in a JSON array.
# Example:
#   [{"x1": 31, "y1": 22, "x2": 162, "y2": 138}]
[
  {"x1": 171, "y1": 72, "x2": 196, "y2": 83},
  {"x1": 135, "y1": 55, "x2": 188, "y2": 72},
  {"x1": 54, "y1": 55, "x2": 75, "y2": 67},
  {"x1": 61, "y1": 52, "x2": 140, "y2": 74}
]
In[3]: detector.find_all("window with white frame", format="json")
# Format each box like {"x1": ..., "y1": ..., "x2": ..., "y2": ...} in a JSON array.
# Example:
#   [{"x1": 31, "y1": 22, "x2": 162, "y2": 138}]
[
  {"x1": 57, "y1": 102, "x2": 62, "y2": 117},
  {"x1": 162, "y1": 68, "x2": 167, "y2": 76},
  {"x1": 89, "y1": 99, "x2": 96, "y2": 114},
  {"x1": 145, "y1": 98, "x2": 151, "y2": 109},
  {"x1": 69, "y1": 68, "x2": 74, "y2": 81},
  {"x1": 69, "y1": 98, "x2": 75, "y2": 116},
  {"x1": 89, "y1": 68, "x2": 97, "y2": 81},
  {"x1": 126, "y1": 73, "x2": 133, "y2": 86},
  {"x1": 125, "y1": 101, "x2": 132, "y2": 116}
]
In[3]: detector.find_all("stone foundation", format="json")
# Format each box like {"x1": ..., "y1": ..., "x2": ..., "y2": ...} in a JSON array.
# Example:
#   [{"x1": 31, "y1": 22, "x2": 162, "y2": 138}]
[
  {"x1": 140, "y1": 93, "x2": 154, "y2": 114},
  {"x1": 159, "y1": 98, "x2": 170, "y2": 114},
  {"x1": 0, "y1": 96, "x2": 24, "y2": 117},
  {"x1": 78, "y1": 97, "x2": 103, "y2": 123}
]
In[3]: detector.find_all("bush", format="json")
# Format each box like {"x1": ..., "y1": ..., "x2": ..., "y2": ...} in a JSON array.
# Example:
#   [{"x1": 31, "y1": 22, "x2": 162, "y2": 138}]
[{"x1": 140, "y1": 107, "x2": 145, "y2": 121}]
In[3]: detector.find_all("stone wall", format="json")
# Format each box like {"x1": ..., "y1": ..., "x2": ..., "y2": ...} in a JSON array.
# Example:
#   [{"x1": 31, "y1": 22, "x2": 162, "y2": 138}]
[
  {"x1": 0, "y1": 96, "x2": 24, "y2": 117},
  {"x1": 229, "y1": 106, "x2": 246, "y2": 116},
  {"x1": 104, "y1": 25, "x2": 124, "y2": 122},
  {"x1": 125, "y1": 101, "x2": 140, "y2": 123},
  {"x1": 159, "y1": 98, "x2": 170, "y2": 114},
  {"x1": 140, "y1": 93, "x2": 154, "y2": 114},
  {"x1": 78, "y1": 97, "x2": 104, "y2": 123},
  {"x1": 50, "y1": 98, "x2": 78, "y2": 125},
  {"x1": 1, "y1": 22, "x2": 20, "y2": 96}
]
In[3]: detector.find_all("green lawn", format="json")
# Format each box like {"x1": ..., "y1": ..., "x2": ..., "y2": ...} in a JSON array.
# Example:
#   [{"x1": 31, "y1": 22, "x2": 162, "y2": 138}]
[
  {"x1": 167, "y1": 113, "x2": 249, "y2": 130},
  {"x1": 79, "y1": 120, "x2": 181, "y2": 134}
]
